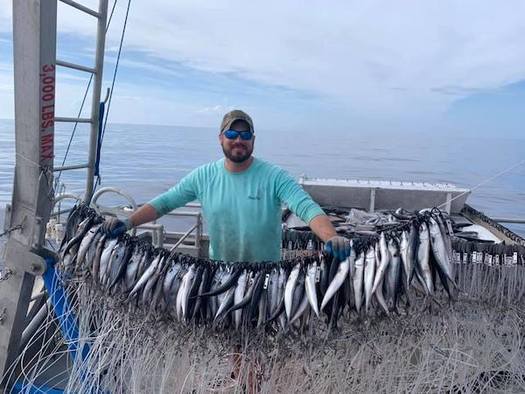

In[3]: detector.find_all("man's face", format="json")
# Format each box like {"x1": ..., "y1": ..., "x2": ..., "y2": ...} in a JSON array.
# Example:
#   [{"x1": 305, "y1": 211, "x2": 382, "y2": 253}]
[{"x1": 219, "y1": 120, "x2": 255, "y2": 163}]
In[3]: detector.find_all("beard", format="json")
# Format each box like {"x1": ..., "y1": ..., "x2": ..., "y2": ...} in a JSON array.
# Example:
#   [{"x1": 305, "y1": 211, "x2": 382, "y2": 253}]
[{"x1": 222, "y1": 142, "x2": 253, "y2": 163}]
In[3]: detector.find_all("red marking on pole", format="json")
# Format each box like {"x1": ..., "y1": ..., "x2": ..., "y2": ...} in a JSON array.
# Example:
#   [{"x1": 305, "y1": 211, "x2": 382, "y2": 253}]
[{"x1": 40, "y1": 64, "x2": 55, "y2": 163}]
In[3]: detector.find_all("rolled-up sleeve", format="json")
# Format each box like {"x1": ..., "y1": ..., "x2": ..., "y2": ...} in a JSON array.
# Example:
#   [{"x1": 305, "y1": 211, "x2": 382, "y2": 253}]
[
  {"x1": 275, "y1": 170, "x2": 325, "y2": 223},
  {"x1": 148, "y1": 170, "x2": 199, "y2": 216}
]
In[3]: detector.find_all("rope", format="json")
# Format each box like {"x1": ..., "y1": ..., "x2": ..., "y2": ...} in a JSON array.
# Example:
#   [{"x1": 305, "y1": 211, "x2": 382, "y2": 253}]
[
  {"x1": 54, "y1": 0, "x2": 120, "y2": 191},
  {"x1": 437, "y1": 159, "x2": 525, "y2": 210},
  {"x1": 0, "y1": 224, "x2": 23, "y2": 238},
  {"x1": 94, "y1": 0, "x2": 132, "y2": 194}
]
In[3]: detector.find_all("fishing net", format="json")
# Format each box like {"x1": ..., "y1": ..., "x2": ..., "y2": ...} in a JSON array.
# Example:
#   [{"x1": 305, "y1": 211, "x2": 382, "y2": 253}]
[{"x1": 4, "y1": 204, "x2": 525, "y2": 393}]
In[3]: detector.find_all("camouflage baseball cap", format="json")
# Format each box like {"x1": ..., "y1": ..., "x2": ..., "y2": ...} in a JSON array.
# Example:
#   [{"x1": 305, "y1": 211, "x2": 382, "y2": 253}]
[{"x1": 220, "y1": 110, "x2": 254, "y2": 134}]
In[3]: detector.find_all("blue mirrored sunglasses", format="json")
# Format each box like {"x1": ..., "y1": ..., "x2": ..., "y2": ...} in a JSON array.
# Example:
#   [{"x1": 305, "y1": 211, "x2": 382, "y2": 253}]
[{"x1": 223, "y1": 129, "x2": 253, "y2": 141}]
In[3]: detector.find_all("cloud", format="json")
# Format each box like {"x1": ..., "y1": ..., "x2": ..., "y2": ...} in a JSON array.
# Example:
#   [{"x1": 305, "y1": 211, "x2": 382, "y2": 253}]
[
  {"x1": 1, "y1": 0, "x2": 525, "y2": 126},
  {"x1": 196, "y1": 105, "x2": 228, "y2": 114}
]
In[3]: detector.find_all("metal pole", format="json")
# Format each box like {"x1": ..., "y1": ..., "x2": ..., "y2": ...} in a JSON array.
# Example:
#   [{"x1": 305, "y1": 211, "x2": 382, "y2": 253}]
[
  {"x1": 1, "y1": 0, "x2": 56, "y2": 384},
  {"x1": 84, "y1": 0, "x2": 108, "y2": 203}
]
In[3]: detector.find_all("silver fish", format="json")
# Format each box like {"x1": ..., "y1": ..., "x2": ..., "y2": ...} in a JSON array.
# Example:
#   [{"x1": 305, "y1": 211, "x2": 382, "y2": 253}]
[
  {"x1": 284, "y1": 263, "x2": 301, "y2": 319},
  {"x1": 125, "y1": 245, "x2": 144, "y2": 291},
  {"x1": 177, "y1": 264, "x2": 196, "y2": 320},
  {"x1": 215, "y1": 286, "x2": 236, "y2": 322},
  {"x1": 364, "y1": 245, "x2": 376, "y2": 314},
  {"x1": 290, "y1": 290, "x2": 309, "y2": 324},
  {"x1": 305, "y1": 261, "x2": 320, "y2": 317},
  {"x1": 385, "y1": 238, "x2": 402, "y2": 305},
  {"x1": 374, "y1": 246, "x2": 389, "y2": 314},
  {"x1": 417, "y1": 221, "x2": 434, "y2": 295},
  {"x1": 85, "y1": 228, "x2": 104, "y2": 270},
  {"x1": 162, "y1": 261, "x2": 180, "y2": 301},
  {"x1": 91, "y1": 234, "x2": 107, "y2": 281},
  {"x1": 321, "y1": 248, "x2": 353, "y2": 311},
  {"x1": 76, "y1": 224, "x2": 102, "y2": 269},
  {"x1": 429, "y1": 217, "x2": 457, "y2": 287},
  {"x1": 129, "y1": 253, "x2": 162, "y2": 298},
  {"x1": 353, "y1": 252, "x2": 365, "y2": 313},
  {"x1": 99, "y1": 238, "x2": 119, "y2": 284},
  {"x1": 372, "y1": 232, "x2": 391, "y2": 294},
  {"x1": 233, "y1": 270, "x2": 248, "y2": 329},
  {"x1": 399, "y1": 230, "x2": 412, "y2": 290}
]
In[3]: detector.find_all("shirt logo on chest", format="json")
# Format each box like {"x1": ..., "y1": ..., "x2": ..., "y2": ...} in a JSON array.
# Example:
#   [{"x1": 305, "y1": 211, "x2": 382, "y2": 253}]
[{"x1": 248, "y1": 187, "x2": 263, "y2": 200}]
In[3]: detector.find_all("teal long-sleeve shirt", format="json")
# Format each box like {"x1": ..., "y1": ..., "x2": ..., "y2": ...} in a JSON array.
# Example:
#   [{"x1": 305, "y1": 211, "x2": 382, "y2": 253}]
[{"x1": 148, "y1": 158, "x2": 325, "y2": 262}]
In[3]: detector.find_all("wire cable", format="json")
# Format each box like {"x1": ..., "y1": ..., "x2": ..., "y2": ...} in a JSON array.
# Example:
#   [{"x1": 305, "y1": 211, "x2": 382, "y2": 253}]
[{"x1": 93, "y1": 0, "x2": 132, "y2": 193}]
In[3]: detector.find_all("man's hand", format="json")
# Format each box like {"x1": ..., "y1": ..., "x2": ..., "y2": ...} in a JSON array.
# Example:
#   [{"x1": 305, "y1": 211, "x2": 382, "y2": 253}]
[
  {"x1": 324, "y1": 235, "x2": 352, "y2": 261},
  {"x1": 101, "y1": 217, "x2": 131, "y2": 238}
]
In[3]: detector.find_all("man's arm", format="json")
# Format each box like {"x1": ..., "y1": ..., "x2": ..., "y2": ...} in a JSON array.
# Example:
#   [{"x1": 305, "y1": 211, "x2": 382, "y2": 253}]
[
  {"x1": 102, "y1": 169, "x2": 200, "y2": 237},
  {"x1": 128, "y1": 203, "x2": 158, "y2": 227},
  {"x1": 275, "y1": 169, "x2": 351, "y2": 260},
  {"x1": 308, "y1": 214, "x2": 337, "y2": 242}
]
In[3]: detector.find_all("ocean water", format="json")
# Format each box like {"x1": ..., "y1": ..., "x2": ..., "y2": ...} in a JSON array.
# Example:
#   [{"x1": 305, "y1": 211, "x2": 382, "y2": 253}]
[{"x1": 0, "y1": 119, "x2": 524, "y2": 237}]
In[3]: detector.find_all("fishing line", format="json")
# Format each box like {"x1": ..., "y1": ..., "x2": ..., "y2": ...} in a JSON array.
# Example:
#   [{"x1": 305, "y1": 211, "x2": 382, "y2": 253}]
[{"x1": 437, "y1": 159, "x2": 525, "y2": 210}]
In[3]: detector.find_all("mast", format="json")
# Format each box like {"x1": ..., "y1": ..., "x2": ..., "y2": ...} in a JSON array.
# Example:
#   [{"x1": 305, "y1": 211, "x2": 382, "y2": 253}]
[
  {"x1": 0, "y1": 0, "x2": 109, "y2": 385},
  {"x1": 0, "y1": 0, "x2": 57, "y2": 380}
]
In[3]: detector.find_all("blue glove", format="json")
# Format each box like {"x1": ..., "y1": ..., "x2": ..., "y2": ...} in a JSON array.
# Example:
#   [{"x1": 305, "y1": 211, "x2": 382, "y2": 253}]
[
  {"x1": 324, "y1": 235, "x2": 352, "y2": 261},
  {"x1": 101, "y1": 217, "x2": 131, "y2": 238}
]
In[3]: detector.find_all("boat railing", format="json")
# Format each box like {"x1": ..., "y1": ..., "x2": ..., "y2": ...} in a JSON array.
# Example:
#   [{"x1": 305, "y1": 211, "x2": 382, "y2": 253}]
[{"x1": 46, "y1": 189, "x2": 206, "y2": 255}]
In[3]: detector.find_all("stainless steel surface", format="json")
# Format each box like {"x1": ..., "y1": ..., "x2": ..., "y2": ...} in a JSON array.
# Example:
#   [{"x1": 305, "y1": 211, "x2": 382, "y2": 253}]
[
  {"x1": 0, "y1": 0, "x2": 57, "y2": 381},
  {"x1": 493, "y1": 217, "x2": 525, "y2": 224},
  {"x1": 53, "y1": 163, "x2": 89, "y2": 171},
  {"x1": 84, "y1": 0, "x2": 108, "y2": 202},
  {"x1": 300, "y1": 178, "x2": 470, "y2": 214},
  {"x1": 56, "y1": 59, "x2": 96, "y2": 74},
  {"x1": 54, "y1": 116, "x2": 92, "y2": 123},
  {"x1": 59, "y1": 0, "x2": 100, "y2": 18}
]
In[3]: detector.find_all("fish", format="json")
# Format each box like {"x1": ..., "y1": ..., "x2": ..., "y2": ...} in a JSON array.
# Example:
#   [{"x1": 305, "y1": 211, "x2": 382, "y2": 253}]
[
  {"x1": 176, "y1": 263, "x2": 196, "y2": 320},
  {"x1": 385, "y1": 238, "x2": 402, "y2": 308},
  {"x1": 166, "y1": 265, "x2": 187, "y2": 312},
  {"x1": 85, "y1": 227, "x2": 105, "y2": 271},
  {"x1": 198, "y1": 265, "x2": 242, "y2": 298},
  {"x1": 128, "y1": 252, "x2": 162, "y2": 298},
  {"x1": 399, "y1": 230, "x2": 411, "y2": 290},
  {"x1": 372, "y1": 233, "x2": 391, "y2": 294},
  {"x1": 58, "y1": 204, "x2": 82, "y2": 253},
  {"x1": 214, "y1": 285, "x2": 236, "y2": 323},
  {"x1": 91, "y1": 234, "x2": 107, "y2": 281},
  {"x1": 428, "y1": 217, "x2": 458, "y2": 289},
  {"x1": 99, "y1": 238, "x2": 119, "y2": 284},
  {"x1": 290, "y1": 272, "x2": 305, "y2": 319},
  {"x1": 107, "y1": 240, "x2": 133, "y2": 289},
  {"x1": 290, "y1": 290, "x2": 309, "y2": 324},
  {"x1": 284, "y1": 264, "x2": 301, "y2": 319},
  {"x1": 417, "y1": 221, "x2": 434, "y2": 295},
  {"x1": 76, "y1": 223, "x2": 102, "y2": 269},
  {"x1": 125, "y1": 245, "x2": 145, "y2": 292},
  {"x1": 141, "y1": 253, "x2": 167, "y2": 306},
  {"x1": 435, "y1": 212, "x2": 453, "y2": 260},
  {"x1": 162, "y1": 260, "x2": 180, "y2": 303},
  {"x1": 232, "y1": 270, "x2": 248, "y2": 329},
  {"x1": 224, "y1": 270, "x2": 262, "y2": 323},
  {"x1": 61, "y1": 215, "x2": 95, "y2": 260},
  {"x1": 257, "y1": 282, "x2": 269, "y2": 328},
  {"x1": 352, "y1": 252, "x2": 365, "y2": 313},
  {"x1": 305, "y1": 261, "x2": 320, "y2": 317},
  {"x1": 374, "y1": 246, "x2": 390, "y2": 315},
  {"x1": 186, "y1": 265, "x2": 204, "y2": 319},
  {"x1": 364, "y1": 245, "x2": 376, "y2": 314},
  {"x1": 245, "y1": 271, "x2": 266, "y2": 325},
  {"x1": 321, "y1": 247, "x2": 353, "y2": 311}
]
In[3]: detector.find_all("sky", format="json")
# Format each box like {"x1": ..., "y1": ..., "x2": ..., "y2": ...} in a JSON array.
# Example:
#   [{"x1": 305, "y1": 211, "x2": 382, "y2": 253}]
[{"x1": 0, "y1": 0, "x2": 524, "y2": 137}]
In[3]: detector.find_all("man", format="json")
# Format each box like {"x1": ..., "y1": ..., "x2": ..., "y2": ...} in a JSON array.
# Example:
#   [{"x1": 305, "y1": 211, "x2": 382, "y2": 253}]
[{"x1": 102, "y1": 110, "x2": 351, "y2": 262}]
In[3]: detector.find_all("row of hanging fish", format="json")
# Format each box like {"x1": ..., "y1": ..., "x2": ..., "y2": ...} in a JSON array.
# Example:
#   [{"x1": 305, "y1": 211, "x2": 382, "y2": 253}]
[{"x1": 57, "y1": 204, "x2": 459, "y2": 331}]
